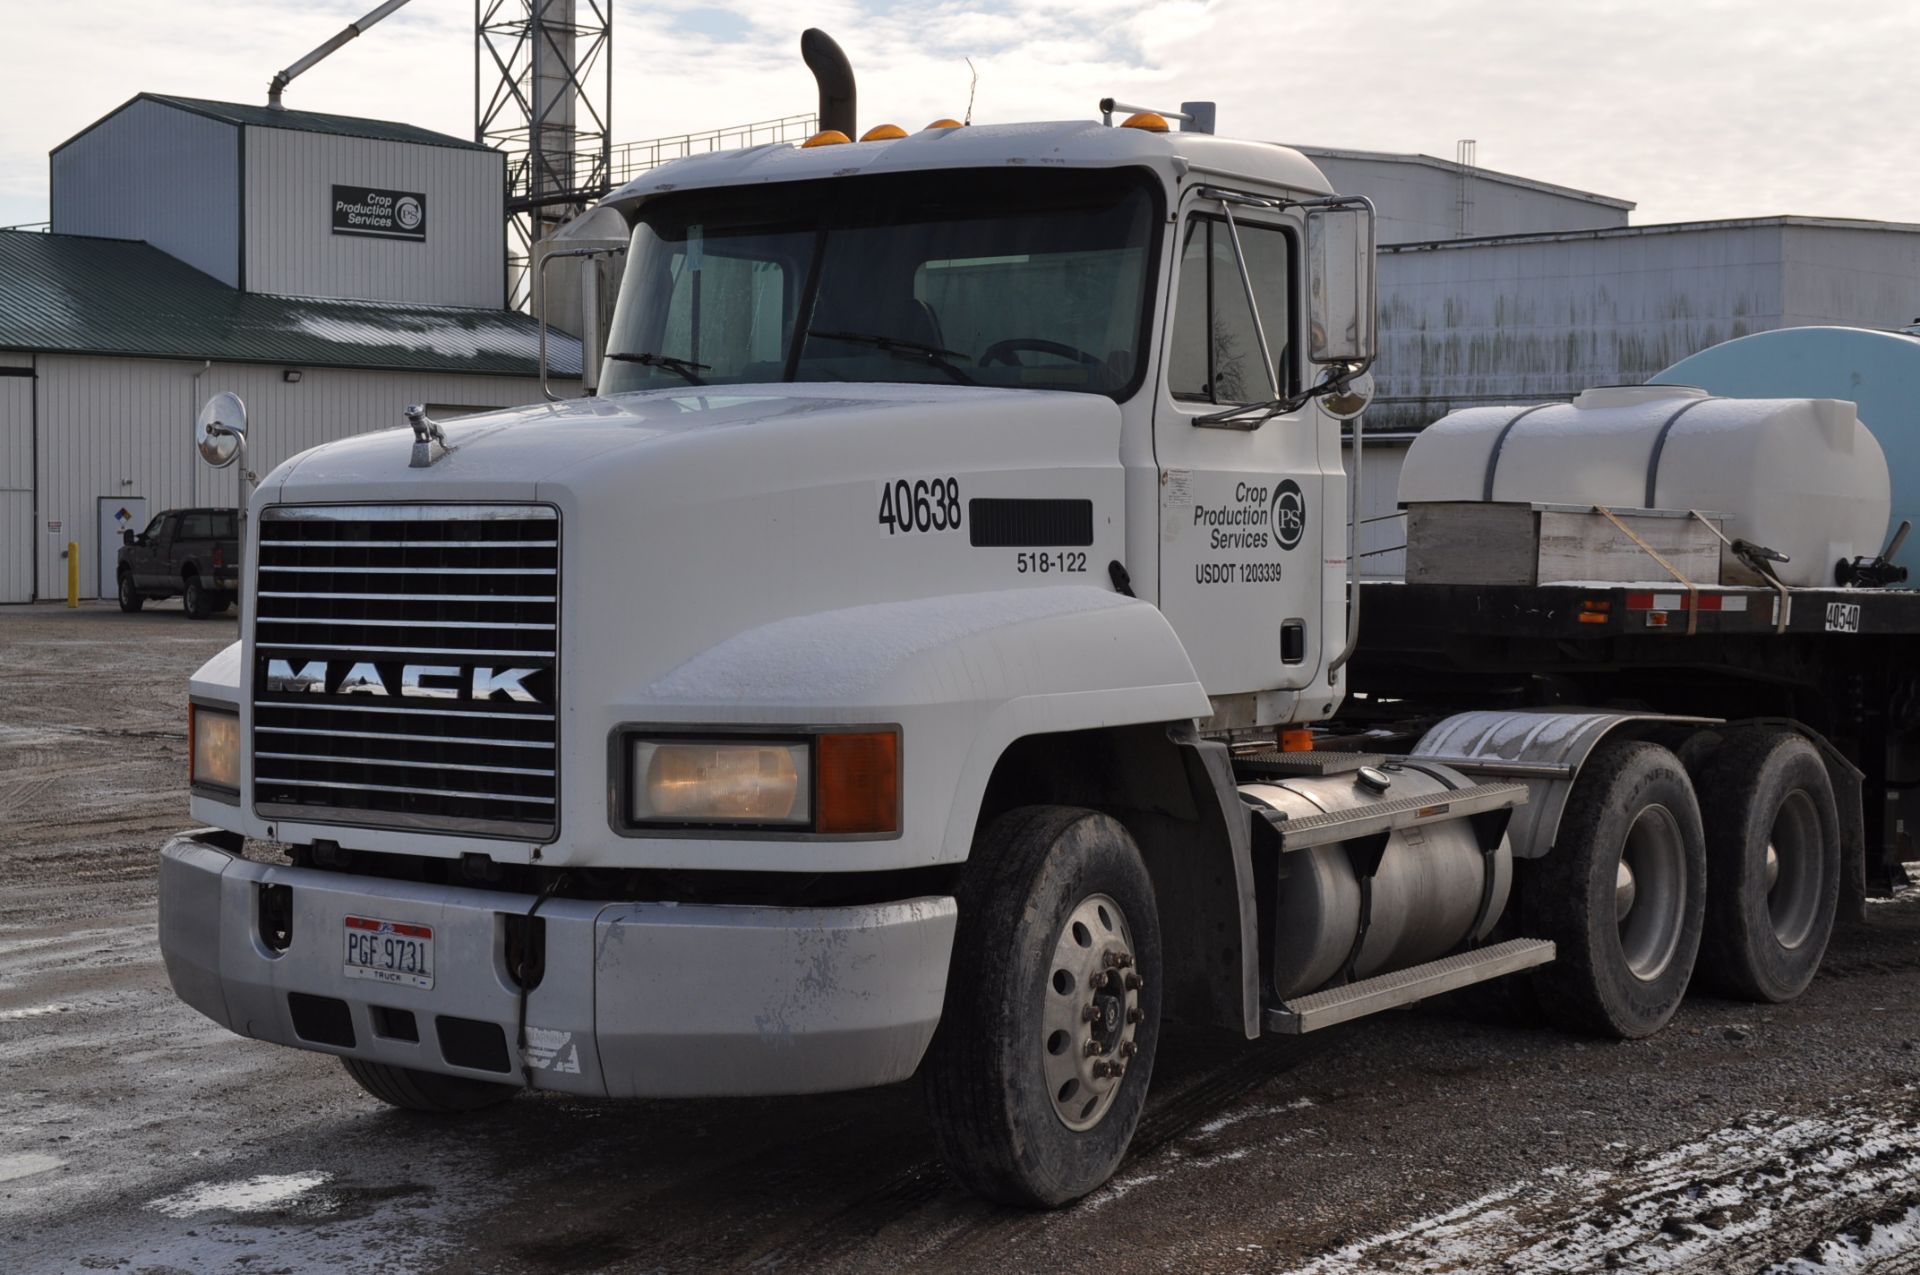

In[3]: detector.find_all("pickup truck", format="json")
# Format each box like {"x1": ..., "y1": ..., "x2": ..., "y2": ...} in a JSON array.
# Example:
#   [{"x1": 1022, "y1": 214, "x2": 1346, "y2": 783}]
[{"x1": 116, "y1": 507, "x2": 240, "y2": 618}]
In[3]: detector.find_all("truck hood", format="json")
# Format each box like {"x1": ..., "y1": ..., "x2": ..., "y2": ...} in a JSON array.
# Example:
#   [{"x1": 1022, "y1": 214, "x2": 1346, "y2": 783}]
[{"x1": 258, "y1": 382, "x2": 1131, "y2": 700}]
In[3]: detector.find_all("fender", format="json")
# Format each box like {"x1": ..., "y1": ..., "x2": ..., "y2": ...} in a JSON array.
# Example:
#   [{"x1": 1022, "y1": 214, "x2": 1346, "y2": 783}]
[
  {"x1": 1414, "y1": 709, "x2": 1717, "y2": 858},
  {"x1": 640, "y1": 585, "x2": 1210, "y2": 868}
]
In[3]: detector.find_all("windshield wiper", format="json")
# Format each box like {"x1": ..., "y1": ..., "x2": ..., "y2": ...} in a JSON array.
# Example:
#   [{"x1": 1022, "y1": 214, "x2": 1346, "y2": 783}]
[
  {"x1": 805, "y1": 329, "x2": 978, "y2": 386},
  {"x1": 607, "y1": 351, "x2": 710, "y2": 385}
]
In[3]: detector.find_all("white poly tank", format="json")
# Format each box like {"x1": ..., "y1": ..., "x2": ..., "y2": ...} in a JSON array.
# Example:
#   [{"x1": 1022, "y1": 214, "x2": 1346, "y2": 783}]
[{"x1": 1398, "y1": 385, "x2": 1891, "y2": 587}]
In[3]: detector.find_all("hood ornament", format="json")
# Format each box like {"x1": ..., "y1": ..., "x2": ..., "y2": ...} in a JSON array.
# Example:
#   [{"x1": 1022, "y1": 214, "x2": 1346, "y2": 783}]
[{"x1": 405, "y1": 405, "x2": 451, "y2": 468}]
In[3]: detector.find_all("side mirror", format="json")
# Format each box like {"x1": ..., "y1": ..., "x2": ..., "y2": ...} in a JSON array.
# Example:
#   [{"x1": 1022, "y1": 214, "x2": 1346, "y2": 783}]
[
  {"x1": 122, "y1": 529, "x2": 135, "y2": 547},
  {"x1": 1305, "y1": 202, "x2": 1377, "y2": 367},
  {"x1": 195, "y1": 391, "x2": 247, "y2": 469}
]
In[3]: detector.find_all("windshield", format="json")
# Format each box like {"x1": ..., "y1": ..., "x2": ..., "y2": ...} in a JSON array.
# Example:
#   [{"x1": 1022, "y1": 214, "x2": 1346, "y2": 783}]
[{"x1": 601, "y1": 168, "x2": 1160, "y2": 399}]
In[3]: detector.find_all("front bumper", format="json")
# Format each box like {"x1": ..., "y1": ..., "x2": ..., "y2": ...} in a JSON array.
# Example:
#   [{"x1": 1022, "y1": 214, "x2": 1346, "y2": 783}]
[{"x1": 158, "y1": 832, "x2": 958, "y2": 1097}]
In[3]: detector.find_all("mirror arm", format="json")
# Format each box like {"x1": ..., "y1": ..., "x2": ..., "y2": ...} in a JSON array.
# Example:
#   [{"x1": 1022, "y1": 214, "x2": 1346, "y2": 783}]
[
  {"x1": 1215, "y1": 200, "x2": 1283, "y2": 404},
  {"x1": 539, "y1": 246, "x2": 618, "y2": 402}
]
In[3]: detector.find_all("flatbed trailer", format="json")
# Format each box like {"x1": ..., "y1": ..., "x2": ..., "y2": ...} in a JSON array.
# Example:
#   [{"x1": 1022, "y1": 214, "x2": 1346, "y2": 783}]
[{"x1": 1348, "y1": 579, "x2": 1920, "y2": 898}]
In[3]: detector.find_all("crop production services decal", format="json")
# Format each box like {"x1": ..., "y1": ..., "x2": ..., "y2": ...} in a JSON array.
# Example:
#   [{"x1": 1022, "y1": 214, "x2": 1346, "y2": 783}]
[{"x1": 332, "y1": 186, "x2": 427, "y2": 242}]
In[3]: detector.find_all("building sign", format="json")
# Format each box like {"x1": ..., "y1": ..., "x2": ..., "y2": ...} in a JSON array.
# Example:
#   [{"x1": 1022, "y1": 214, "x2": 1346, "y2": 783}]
[{"x1": 331, "y1": 185, "x2": 427, "y2": 242}]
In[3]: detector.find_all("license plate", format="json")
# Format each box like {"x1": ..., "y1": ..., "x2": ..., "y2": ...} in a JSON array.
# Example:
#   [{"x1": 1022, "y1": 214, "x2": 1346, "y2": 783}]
[{"x1": 342, "y1": 916, "x2": 434, "y2": 990}]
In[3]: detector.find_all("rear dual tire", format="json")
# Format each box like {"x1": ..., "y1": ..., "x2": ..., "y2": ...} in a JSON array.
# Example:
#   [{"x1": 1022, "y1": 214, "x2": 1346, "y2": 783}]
[
  {"x1": 1525, "y1": 741, "x2": 1707, "y2": 1039},
  {"x1": 1695, "y1": 730, "x2": 1841, "y2": 1003}
]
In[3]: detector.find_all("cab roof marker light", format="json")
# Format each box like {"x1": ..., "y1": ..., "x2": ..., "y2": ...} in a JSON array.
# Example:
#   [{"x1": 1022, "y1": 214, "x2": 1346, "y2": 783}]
[
  {"x1": 860, "y1": 124, "x2": 907, "y2": 141},
  {"x1": 923, "y1": 118, "x2": 963, "y2": 131},
  {"x1": 802, "y1": 129, "x2": 852, "y2": 148},
  {"x1": 1097, "y1": 98, "x2": 1215, "y2": 133}
]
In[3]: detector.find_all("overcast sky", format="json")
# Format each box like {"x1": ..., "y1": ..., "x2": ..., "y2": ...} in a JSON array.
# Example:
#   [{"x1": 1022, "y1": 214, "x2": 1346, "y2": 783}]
[{"x1": 0, "y1": 0, "x2": 1911, "y2": 231}]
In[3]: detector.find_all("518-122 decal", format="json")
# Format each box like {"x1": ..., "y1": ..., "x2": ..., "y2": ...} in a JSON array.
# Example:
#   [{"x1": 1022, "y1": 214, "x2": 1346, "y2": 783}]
[{"x1": 878, "y1": 477, "x2": 962, "y2": 536}]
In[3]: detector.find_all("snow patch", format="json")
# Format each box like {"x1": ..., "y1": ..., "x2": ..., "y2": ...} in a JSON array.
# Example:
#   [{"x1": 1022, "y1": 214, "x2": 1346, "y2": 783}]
[
  {"x1": 147, "y1": 1171, "x2": 332, "y2": 1218},
  {"x1": 0, "y1": 1153, "x2": 64, "y2": 1183}
]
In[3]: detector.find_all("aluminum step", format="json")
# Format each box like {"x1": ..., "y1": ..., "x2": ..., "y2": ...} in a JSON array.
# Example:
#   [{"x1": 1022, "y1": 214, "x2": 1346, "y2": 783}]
[
  {"x1": 1262, "y1": 780, "x2": 1530, "y2": 851},
  {"x1": 1263, "y1": 938, "x2": 1556, "y2": 1035},
  {"x1": 1234, "y1": 750, "x2": 1385, "y2": 780}
]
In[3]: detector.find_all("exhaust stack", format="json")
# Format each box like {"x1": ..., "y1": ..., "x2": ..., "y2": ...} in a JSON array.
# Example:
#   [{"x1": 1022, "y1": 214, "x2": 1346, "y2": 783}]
[{"x1": 801, "y1": 29, "x2": 856, "y2": 138}]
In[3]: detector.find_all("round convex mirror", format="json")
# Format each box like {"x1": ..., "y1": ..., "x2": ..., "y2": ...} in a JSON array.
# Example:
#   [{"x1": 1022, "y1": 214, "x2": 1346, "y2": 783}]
[
  {"x1": 196, "y1": 392, "x2": 247, "y2": 468},
  {"x1": 1318, "y1": 366, "x2": 1375, "y2": 422}
]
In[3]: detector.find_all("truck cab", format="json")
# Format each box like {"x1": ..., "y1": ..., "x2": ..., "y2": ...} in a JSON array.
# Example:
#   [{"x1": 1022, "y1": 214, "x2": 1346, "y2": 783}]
[{"x1": 162, "y1": 75, "x2": 1776, "y2": 1209}]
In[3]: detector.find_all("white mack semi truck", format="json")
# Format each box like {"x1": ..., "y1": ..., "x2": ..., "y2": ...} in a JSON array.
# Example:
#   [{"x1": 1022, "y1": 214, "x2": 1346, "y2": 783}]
[{"x1": 160, "y1": 32, "x2": 1898, "y2": 1207}]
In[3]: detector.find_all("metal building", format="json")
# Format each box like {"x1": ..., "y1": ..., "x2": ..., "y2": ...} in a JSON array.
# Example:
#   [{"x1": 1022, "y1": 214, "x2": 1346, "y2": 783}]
[
  {"x1": 1291, "y1": 145, "x2": 1632, "y2": 244},
  {"x1": 52, "y1": 94, "x2": 508, "y2": 308},
  {"x1": 1370, "y1": 215, "x2": 1920, "y2": 434},
  {"x1": 3, "y1": 97, "x2": 581, "y2": 605}
]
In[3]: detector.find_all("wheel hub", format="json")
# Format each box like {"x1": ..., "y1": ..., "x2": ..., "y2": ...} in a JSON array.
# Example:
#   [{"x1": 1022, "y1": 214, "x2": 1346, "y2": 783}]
[
  {"x1": 1041, "y1": 893, "x2": 1142, "y2": 1131},
  {"x1": 1615, "y1": 859, "x2": 1638, "y2": 922}
]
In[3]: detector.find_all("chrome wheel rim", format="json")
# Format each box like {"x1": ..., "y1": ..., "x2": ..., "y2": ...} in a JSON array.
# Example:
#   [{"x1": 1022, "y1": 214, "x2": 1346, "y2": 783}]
[
  {"x1": 1766, "y1": 790, "x2": 1823, "y2": 949},
  {"x1": 1616, "y1": 804, "x2": 1686, "y2": 981},
  {"x1": 1040, "y1": 892, "x2": 1141, "y2": 1132}
]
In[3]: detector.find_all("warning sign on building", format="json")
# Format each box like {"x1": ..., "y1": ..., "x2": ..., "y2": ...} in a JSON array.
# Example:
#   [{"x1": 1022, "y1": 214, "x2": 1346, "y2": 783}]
[{"x1": 331, "y1": 185, "x2": 427, "y2": 242}]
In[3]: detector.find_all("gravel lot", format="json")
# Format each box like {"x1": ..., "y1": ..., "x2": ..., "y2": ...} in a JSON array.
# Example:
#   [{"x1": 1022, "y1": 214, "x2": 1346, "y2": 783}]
[{"x1": 6, "y1": 602, "x2": 1920, "y2": 1273}]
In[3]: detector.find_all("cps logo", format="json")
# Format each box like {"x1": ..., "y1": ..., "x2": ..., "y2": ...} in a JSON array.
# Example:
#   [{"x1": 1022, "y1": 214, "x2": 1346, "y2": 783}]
[
  {"x1": 394, "y1": 196, "x2": 424, "y2": 231},
  {"x1": 1271, "y1": 479, "x2": 1305, "y2": 551}
]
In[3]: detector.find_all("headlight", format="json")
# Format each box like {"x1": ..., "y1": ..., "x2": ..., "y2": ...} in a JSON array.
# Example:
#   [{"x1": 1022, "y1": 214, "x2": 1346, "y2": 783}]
[
  {"x1": 190, "y1": 702, "x2": 241, "y2": 797},
  {"x1": 631, "y1": 740, "x2": 811, "y2": 825},
  {"x1": 621, "y1": 730, "x2": 898, "y2": 835}
]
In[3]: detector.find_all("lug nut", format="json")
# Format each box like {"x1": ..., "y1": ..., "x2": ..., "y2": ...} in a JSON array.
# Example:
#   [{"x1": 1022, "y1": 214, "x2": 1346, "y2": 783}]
[
  {"x1": 1119, "y1": 1040, "x2": 1137, "y2": 1058},
  {"x1": 1116, "y1": 953, "x2": 1133, "y2": 968},
  {"x1": 1103, "y1": 952, "x2": 1120, "y2": 969},
  {"x1": 1091, "y1": 1060, "x2": 1111, "y2": 1078},
  {"x1": 1127, "y1": 1006, "x2": 1144, "y2": 1024},
  {"x1": 1124, "y1": 973, "x2": 1143, "y2": 991},
  {"x1": 1084, "y1": 1039, "x2": 1102, "y2": 1057}
]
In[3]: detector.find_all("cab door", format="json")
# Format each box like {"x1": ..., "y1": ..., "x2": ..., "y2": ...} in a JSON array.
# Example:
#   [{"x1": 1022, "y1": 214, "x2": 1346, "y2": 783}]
[{"x1": 1153, "y1": 191, "x2": 1335, "y2": 719}]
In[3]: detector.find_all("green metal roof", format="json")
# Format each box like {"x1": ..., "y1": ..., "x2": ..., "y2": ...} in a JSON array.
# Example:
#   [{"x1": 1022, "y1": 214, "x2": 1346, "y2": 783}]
[
  {"x1": 53, "y1": 94, "x2": 496, "y2": 155},
  {"x1": 0, "y1": 231, "x2": 580, "y2": 378}
]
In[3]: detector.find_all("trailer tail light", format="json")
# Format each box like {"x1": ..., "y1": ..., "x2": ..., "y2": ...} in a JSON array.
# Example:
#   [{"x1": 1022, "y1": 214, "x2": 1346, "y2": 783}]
[
  {"x1": 815, "y1": 731, "x2": 899, "y2": 835},
  {"x1": 1579, "y1": 598, "x2": 1610, "y2": 625}
]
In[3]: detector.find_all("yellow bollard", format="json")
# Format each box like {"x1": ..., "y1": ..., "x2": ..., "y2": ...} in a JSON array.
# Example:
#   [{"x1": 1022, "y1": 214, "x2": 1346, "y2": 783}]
[{"x1": 67, "y1": 541, "x2": 78, "y2": 608}]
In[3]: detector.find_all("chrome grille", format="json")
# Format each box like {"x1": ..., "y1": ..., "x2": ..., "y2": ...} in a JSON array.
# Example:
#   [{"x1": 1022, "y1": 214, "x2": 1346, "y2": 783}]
[{"x1": 252, "y1": 504, "x2": 560, "y2": 840}]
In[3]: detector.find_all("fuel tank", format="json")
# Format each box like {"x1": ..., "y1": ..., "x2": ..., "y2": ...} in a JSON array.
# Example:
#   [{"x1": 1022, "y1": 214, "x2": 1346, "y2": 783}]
[{"x1": 1243, "y1": 761, "x2": 1511, "y2": 1000}]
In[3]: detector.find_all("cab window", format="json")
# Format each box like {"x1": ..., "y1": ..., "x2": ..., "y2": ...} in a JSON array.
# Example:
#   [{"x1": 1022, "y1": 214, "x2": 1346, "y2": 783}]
[
  {"x1": 1168, "y1": 216, "x2": 1294, "y2": 406},
  {"x1": 180, "y1": 513, "x2": 213, "y2": 539}
]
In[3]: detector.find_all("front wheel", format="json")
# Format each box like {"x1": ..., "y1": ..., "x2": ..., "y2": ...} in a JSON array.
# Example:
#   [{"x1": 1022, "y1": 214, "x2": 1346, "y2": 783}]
[
  {"x1": 116, "y1": 572, "x2": 143, "y2": 613},
  {"x1": 922, "y1": 806, "x2": 1162, "y2": 1207},
  {"x1": 340, "y1": 1057, "x2": 518, "y2": 1113},
  {"x1": 1524, "y1": 740, "x2": 1707, "y2": 1039},
  {"x1": 182, "y1": 574, "x2": 211, "y2": 620}
]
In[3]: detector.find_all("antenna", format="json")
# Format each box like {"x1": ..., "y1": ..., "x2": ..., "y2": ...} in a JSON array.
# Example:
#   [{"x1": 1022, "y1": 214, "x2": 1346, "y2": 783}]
[{"x1": 965, "y1": 57, "x2": 978, "y2": 126}]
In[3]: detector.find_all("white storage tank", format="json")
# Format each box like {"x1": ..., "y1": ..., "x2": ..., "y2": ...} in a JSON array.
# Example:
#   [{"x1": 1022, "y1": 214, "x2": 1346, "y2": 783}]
[{"x1": 1398, "y1": 385, "x2": 1891, "y2": 587}]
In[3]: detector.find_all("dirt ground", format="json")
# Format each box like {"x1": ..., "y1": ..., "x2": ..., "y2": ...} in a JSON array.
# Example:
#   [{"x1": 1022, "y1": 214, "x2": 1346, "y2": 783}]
[{"x1": 6, "y1": 602, "x2": 1920, "y2": 1274}]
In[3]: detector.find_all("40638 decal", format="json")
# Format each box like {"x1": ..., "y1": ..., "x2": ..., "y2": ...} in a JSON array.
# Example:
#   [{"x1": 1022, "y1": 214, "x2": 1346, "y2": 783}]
[{"x1": 878, "y1": 477, "x2": 962, "y2": 536}]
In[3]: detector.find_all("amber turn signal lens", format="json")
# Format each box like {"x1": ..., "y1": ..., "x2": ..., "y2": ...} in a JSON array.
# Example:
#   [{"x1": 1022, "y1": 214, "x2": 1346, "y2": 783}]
[
  {"x1": 1280, "y1": 728, "x2": 1315, "y2": 753},
  {"x1": 815, "y1": 732, "x2": 899, "y2": 835},
  {"x1": 859, "y1": 124, "x2": 908, "y2": 141},
  {"x1": 1120, "y1": 111, "x2": 1169, "y2": 133}
]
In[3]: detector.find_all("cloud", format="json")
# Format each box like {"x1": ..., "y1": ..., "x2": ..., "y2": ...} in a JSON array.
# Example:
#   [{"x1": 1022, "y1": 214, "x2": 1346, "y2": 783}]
[{"x1": 2, "y1": 0, "x2": 1915, "y2": 230}]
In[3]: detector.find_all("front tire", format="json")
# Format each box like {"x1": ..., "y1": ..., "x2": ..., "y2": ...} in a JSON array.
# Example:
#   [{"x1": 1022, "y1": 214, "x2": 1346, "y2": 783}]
[
  {"x1": 922, "y1": 806, "x2": 1162, "y2": 1207},
  {"x1": 182, "y1": 574, "x2": 211, "y2": 620},
  {"x1": 1524, "y1": 740, "x2": 1706, "y2": 1039},
  {"x1": 1695, "y1": 729, "x2": 1840, "y2": 1002},
  {"x1": 116, "y1": 572, "x2": 143, "y2": 613},
  {"x1": 340, "y1": 1057, "x2": 518, "y2": 1113}
]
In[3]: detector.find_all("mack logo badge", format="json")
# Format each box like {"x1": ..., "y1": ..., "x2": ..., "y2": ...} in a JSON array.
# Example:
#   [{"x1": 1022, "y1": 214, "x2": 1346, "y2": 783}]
[{"x1": 266, "y1": 659, "x2": 542, "y2": 703}]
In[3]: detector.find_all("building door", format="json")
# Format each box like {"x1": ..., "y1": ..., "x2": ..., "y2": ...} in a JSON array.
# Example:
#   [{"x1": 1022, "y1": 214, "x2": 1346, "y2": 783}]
[
  {"x1": 0, "y1": 373, "x2": 29, "y2": 603},
  {"x1": 98, "y1": 497, "x2": 147, "y2": 601}
]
